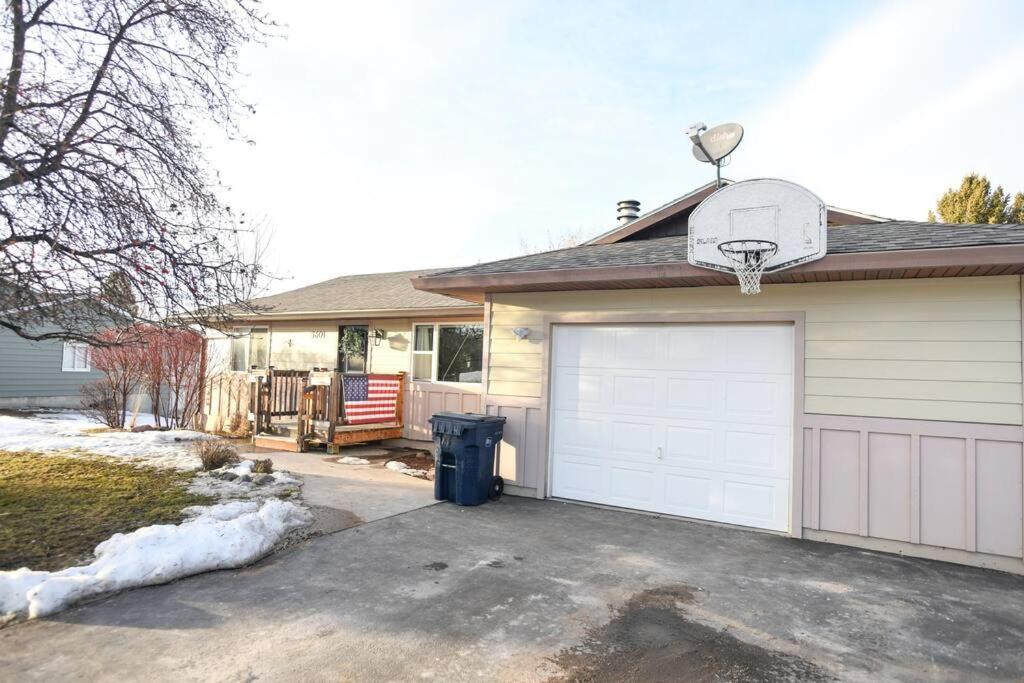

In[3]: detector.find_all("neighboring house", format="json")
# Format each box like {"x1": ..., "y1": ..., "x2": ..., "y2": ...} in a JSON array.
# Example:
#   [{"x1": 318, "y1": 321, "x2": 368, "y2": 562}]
[
  {"x1": 0, "y1": 326, "x2": 101, "y2": 409},
  {"x1": 413, "y1": 181, "x2": 1024, "y2": 574},
  {"x1": 205, "y1": 269, "x2": 484, "y2": 440}
]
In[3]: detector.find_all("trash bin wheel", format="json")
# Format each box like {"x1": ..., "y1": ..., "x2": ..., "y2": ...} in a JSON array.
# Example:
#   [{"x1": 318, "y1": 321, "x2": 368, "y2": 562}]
[{"x1": 489, "y1": 475, "x2": 504, "y2": 500}]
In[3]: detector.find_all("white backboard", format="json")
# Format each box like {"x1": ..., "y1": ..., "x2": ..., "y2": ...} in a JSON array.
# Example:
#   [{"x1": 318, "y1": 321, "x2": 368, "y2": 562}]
[{"x1": 687, "y1": 179, "x2": 827, "y2": 274}]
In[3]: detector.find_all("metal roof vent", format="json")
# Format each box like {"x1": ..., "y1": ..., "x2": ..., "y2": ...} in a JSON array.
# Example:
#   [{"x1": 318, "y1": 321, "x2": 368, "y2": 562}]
[{"x1": 617, "y1": 199, "x2": 640, "y2": 224}]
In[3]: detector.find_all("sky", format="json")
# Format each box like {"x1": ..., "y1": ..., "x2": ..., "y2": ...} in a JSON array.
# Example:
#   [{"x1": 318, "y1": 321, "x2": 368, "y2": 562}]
[{"x1": 209, "y1": 0, "x2": 1024, "y2": 295}]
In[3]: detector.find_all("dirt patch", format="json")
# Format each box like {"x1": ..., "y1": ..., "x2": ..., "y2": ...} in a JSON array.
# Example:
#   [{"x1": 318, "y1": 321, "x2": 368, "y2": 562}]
[
  {"x1": 549, "y1": 585, "x2": 833, "y2": 683},
  {"x1": 423, "y1": 561, "x2": 448, "y2": 571}
]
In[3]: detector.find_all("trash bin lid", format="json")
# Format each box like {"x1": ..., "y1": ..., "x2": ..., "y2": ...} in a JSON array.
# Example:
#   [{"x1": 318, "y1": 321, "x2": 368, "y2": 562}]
[{"x1": 429, "y1": 412, "x2": 507, "y2": 425}]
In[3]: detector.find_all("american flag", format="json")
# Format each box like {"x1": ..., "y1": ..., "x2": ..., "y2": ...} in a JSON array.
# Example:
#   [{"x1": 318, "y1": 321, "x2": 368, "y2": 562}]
[{"x1": 343, "y1": 374, "x2": 401, "y2": 425}]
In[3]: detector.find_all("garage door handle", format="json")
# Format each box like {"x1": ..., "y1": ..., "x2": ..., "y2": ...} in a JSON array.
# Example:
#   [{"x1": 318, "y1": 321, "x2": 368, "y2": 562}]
[{"x1": 656, "y1": 446, "x2": 663, "y2": 460}]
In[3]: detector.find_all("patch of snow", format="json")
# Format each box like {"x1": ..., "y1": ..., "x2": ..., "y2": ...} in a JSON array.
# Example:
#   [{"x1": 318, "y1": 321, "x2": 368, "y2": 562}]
[
  {"x1": 188, "y1": 460, "x2": 302, "y2": 500},
  {"x1": 338, "y1": 456, "x2": 370, "y2": 465},
  {"x1": 385, "y1": 459, "x2": 430, "y2": 479},
  {"x1": 0, "y1": 411, "x2": 213, "y2": 470},
  {"x1": 0, "y1": 499, "x2": 312, "y2": 620}
]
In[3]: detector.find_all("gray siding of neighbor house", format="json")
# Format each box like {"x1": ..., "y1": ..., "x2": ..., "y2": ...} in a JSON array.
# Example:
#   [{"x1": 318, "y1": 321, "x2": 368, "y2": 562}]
[{"x1": 0, "y1": 327, "x2": 103, "y2": 407}]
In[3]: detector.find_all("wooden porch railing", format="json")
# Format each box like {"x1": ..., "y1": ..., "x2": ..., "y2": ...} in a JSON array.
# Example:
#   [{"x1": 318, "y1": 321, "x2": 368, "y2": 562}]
[{"x1": 250, "y1": 369, "x2": 407, "y2": 451}]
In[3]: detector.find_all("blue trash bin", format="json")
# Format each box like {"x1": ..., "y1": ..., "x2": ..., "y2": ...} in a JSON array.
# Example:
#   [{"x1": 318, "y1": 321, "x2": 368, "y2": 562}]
[{"x1": 430, "y1": 412, "x2": 507, "y2": 506}]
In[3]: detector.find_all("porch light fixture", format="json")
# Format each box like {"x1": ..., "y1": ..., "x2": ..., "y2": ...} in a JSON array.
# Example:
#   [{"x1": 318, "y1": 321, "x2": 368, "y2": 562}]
[
  {"x1": 371, "y1": 328, "x2": 387, "y2": 346},
  {"x1": 513, "y1": 327, "x2": 530, "y2": 340}
]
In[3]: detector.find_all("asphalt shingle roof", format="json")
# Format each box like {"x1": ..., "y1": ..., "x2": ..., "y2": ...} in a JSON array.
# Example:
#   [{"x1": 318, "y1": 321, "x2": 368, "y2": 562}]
[
  {"x1": 429, "y1": 221, "x2": 1024, "y2": 277},
  {"x1": 248, "y1": 269, "x2": 474, "y2": 314}
]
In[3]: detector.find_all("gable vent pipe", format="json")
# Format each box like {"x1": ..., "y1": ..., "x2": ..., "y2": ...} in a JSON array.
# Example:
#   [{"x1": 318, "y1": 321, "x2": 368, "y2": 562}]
[{"x1": 617, "y1": 199, "x2": 640, "y2": 224}]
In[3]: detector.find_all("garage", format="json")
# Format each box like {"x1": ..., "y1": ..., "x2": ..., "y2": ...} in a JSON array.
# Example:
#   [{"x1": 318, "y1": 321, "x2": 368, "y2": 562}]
[{"x1": 549, "y1": 323, "x2": 794, "y2": 531}]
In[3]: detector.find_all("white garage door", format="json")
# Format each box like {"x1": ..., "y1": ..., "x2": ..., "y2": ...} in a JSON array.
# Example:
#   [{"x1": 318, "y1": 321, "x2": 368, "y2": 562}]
[{"x1": 549, "y1": 323, "x2": 793, "y2": 532}]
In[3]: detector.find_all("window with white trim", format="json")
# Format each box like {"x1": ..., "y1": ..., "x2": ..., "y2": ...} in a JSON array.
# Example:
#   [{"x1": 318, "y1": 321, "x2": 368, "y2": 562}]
[
  {"x1": 61, "y1": 342, "x2": 90, "y2": 372},
  {"x1": 229, "y1": 326, "x2": 269, "y2": 372},
  {"x1": 412, "y1": 323, "x2": 483, "y2": 383}
]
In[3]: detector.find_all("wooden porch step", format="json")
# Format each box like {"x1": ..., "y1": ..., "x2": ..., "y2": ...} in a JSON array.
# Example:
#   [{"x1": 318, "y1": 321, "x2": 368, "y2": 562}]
[{"x1": 253, "y1": 434, "x2": 301, "y2": 452}]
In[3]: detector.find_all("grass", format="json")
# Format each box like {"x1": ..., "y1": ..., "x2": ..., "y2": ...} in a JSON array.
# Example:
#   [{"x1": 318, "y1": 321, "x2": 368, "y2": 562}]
[{"x1": 0, "y1": 451, "x2": 214, "y2": 572}]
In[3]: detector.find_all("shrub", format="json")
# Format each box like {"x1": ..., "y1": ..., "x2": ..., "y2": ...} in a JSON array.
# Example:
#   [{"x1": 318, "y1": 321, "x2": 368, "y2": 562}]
[
  {"x1": 251, "y1": 458, "x2": 274, "y2": 474},
  {"x1": 81, "y1": 380, "x2": 126, "y2": 429},
  {"x1": 192, "y1": 440, "x2": 239, "y2": 471},
  {"x1": 227, "y1": 412, "x2": 248, "y2": 436}
]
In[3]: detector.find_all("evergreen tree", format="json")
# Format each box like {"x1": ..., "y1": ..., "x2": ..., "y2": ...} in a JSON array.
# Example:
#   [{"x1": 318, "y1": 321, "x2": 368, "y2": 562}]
[{"x1": 928, "y1": 174, "x2": 1024, "y2": 223}]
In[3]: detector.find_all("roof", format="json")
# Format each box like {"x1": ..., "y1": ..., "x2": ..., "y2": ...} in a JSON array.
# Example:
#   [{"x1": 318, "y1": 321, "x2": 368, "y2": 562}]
[
  {"x1": 585, "y1": 179, "x2": 890, "y2": 245},
  {"x1": 245, "y1": 269, "x2": 479, "y2": 317},
  {"x1": 427, "y1": 221, "x2": 1024, "y2": 278}
]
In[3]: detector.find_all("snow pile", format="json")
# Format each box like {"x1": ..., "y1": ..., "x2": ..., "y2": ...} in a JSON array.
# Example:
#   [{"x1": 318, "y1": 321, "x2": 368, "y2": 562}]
[
  {"x1": 0, "y1": 412, "x2": 211, "y2": 470},
  {"x1": 338, "y1": 456, "x2": 370, "y2": 465},
  {"x1": 0, "y1": 499, "x2": 312, "y2": 620},
  {"x1": 385, "y1": 460, "x2": 431, "y2": 479},
  {"x1": 189, "y1": 460, "x2": 302, "y2": 500}
]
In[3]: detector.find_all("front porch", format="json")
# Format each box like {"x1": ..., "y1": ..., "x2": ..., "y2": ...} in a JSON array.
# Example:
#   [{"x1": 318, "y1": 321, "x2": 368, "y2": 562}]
[{"x1": 249, "y1": 369, "x2": 407, "y2": 452}]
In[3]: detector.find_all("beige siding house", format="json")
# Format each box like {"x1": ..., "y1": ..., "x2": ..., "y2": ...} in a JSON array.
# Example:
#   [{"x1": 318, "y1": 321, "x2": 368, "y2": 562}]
[
  {"x1": 413, "y1": 185, "x2": 1024, "y2": 573},
  {"x1": 205, "y1": 269, "x2": 484, "y2": 441}
]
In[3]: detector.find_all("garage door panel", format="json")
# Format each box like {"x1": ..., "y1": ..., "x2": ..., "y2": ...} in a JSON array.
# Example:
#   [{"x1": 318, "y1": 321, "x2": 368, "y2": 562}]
[
  {"x1": 611, "y1": 374, "x2": 659, "y2": 410},
  {"x1": 551, "y1": 411, "x2": 607, "y2": 454},
  {"x1": 553, "y1": 369, "x2": 604, "y2": 409},
  {"x1": 551, "y1": 323, "x2": 794, "y2": 533},
  {"x1": 665, "y1": 424, "x2": 715, "y2": 464},
  {"x1": 611, "y1": 420, "x2": 657, "y2": 461},
  {"x1": 552, "y1": 458, "x2": 604, "y2": 497},
  {"x1": 722, "y1": 478, "x2": 785, "y2": 528},
  {"x1": 662, "y1": 472, "x2": 715, "y2": 516},
  {"x1": 612, "y1": 328, "x2": 659, "y2": 365},
  {"x1": 608, "y1": 465, "x2": 657, "y2": 506},
  {"x1": 665, "y1": 328, "x2": 717, "y2": 369},
  {"x1": 723, "y1": 427, "x2": 792, "y2": 478},
  {"x1": 666, "y1": 377, "x2": 715, "y2": 412}
]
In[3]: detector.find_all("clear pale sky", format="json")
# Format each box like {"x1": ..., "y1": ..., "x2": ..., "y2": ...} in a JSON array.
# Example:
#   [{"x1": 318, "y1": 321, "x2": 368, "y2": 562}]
[{"x1": 209, "y1": 0, "x2": 1024, "y2": 295}]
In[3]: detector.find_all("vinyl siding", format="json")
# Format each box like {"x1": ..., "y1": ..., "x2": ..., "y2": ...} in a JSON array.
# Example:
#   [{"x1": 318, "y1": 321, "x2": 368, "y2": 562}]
[
  {"x1": 0, "y1": 326, "x2": 104, "y2": 399},
  {"x1": 487, "y1": 275, "x2": 1023, "y2": 426},
  {"x1": 369, "y1": 319, "x2": 412, "y2": 374}
]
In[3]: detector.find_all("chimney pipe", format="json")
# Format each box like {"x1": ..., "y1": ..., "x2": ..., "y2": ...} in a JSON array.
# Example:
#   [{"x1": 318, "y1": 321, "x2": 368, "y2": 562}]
[{"x1": 617, "y1": 199, "x2": 640, "y2": 224}]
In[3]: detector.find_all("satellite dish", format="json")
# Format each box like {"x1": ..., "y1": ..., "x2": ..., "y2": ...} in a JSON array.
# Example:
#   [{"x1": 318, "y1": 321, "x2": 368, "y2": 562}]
[{"x1": 689, "y1": 122, "x2": 744, "y2": 163}]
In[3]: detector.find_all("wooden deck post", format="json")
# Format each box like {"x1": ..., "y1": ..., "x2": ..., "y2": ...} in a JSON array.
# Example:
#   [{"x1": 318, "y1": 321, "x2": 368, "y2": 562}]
[{"x1": 395, "y1": 371, "x2": 407, "y2": 426}]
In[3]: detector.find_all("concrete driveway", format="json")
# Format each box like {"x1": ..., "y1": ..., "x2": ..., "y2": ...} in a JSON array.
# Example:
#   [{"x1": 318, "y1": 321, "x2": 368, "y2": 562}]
[{"x1": 2, "y1": 497, "x2": 1024, "y2": 682}]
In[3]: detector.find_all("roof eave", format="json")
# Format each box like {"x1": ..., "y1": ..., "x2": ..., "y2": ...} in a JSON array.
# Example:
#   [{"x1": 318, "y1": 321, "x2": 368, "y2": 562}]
[
  {"x1": 412, "y1": 244, "x2": 1024, "y2": 295},
  {"x1": 225, "y1": 304, "x2": 484, "y2": 322}
]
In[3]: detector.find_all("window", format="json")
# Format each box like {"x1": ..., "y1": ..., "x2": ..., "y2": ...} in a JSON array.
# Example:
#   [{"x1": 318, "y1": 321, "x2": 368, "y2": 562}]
[
  {"x1": 338, "y1": 325, "x2": 368, "y2": 373},
  {"x1": 61, "y1": 342, "x2": 90, "y2": 372},
  {"x1": 229, "y1": 327, "x2": 269, "y2": 372},
  {"x1": 411, "y1": 324, "x2": 482, "y2": 383}
]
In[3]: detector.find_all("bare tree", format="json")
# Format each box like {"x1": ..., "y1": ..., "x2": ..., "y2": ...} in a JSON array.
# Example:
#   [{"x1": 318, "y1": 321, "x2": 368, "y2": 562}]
[
  {"x1": 517, "y1": 228, "x2": 585, "y2": 256},
  {"x1": 81, "y1": 329, "x2": 144, "y2": 427},
  {"x1": 0, "y1": 0, "x2": 274, "y2": 346}
]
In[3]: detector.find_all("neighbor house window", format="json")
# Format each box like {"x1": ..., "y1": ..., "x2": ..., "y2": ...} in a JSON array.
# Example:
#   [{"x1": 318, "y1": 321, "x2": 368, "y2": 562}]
[
  {"x1": 411, "y1": 324, "x2": 482, "y2": 383},
  {"x1": 61, "y1": 342, "x2": 90, "y2": 372},
  {"x1": 229, "y1": 326, "x2": 269, "y2": 372}
]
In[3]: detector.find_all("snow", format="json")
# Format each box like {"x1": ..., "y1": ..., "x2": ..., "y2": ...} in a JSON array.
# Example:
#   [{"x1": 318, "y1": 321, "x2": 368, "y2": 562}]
[
  {"x1": 338, "y1": 456, "x2": 370, "y2": 465},
  {"x1": 0, "y1": 411, "x2": 314, "y2": 621},
  {"x1": 385, "y1": 460, "x2": 430, "y2": 479},
  {"x1": 0, "y1": 499, "x2": 312, "y2": 620},
  {"x1": 0, "y1": 411, "x2": 212, "y2": 470},
  {"x1": 188, "y1": 460, "x2": 303, "y2": 500}
]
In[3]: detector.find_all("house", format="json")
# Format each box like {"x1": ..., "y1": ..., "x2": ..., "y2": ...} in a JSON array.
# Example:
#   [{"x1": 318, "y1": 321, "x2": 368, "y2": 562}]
[
  {"x1": 0, "y1": 282, "x2": 109, "y2": 409},
  {"x1": 204, "y1": 269, "x2": 485, "y2": 442},
  {"x1": 412, "y1": 179, "x2": 1024, "y2": 574},
  {"x1": 0, "y1": 325, "x2": 101, "y2": 409}
]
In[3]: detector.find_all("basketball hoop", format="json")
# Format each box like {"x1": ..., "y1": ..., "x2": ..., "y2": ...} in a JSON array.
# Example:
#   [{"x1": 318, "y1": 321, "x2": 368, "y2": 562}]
[{"x1": 718, "y1": 239, "x2": 778, "y2": 295}]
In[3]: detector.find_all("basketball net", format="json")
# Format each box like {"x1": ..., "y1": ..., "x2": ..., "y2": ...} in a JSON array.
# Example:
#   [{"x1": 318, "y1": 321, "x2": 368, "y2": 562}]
[{"x1": 718, "y1": 240, "x2": 778, "y2": 295}]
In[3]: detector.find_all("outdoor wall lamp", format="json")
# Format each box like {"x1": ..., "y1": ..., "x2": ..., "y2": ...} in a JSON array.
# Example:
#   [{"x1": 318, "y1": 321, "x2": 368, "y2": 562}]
[{"x1": 371, "y1": 328, "x2": 387, "y2": 346}]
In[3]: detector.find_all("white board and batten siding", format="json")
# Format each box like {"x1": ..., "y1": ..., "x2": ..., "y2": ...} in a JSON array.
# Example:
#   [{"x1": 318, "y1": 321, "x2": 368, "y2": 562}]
[{"x1": 483, "y1": 275, "x2": 1024, "y2": 571}]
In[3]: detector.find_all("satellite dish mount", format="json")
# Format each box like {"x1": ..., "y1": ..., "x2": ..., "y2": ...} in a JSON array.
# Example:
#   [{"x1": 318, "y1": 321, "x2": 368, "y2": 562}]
[{"x1": 687, "y1": 121, "x2": 744, "y2": 188}]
